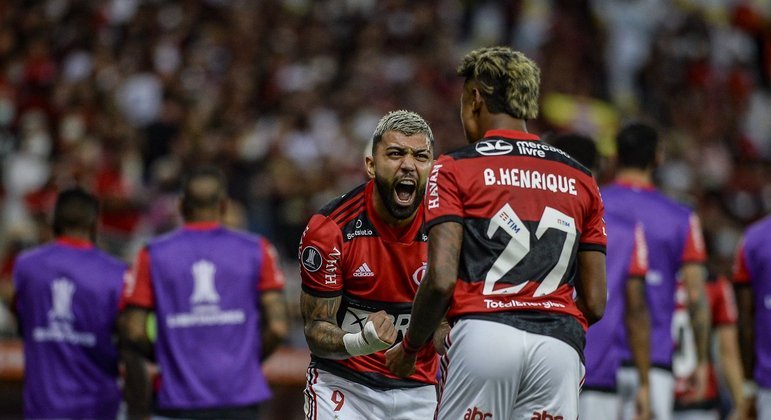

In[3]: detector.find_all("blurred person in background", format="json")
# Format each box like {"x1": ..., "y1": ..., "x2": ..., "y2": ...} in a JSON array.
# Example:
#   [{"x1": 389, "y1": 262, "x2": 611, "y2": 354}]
[
  {"x1": 298, "y1": 110, "x2": 438, "y2": 419},
  {"x1": 602, "y1": 122, "x2": 711, "y2": 420},
  {"x1": 673, "y1": 237, "x2": 747, "y2": 420},
  {"x1": 550, "y1": 133, "x2": 652, "y2": 420},
  {"x1": 733, "y1": 212, "x2": 771, "y2": 419},
  {"x1": 387, "y1": 46, "x2": 607, "y2": 420},
  {"x1": 119, "y1": 167, "x2": 288, "y2": 419},
  {"x1": 13, "y1": 187, "x2": 126, "y2": 419}
]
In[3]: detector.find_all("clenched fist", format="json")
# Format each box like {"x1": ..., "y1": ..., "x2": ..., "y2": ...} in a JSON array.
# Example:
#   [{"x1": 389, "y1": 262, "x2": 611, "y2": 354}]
[{"x1": 366, "y1": 310, "x2": 397, "y2": 346}]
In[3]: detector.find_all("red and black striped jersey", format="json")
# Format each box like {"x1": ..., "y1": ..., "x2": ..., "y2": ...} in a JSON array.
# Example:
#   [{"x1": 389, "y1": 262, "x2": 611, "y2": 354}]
[
  {"x1": 425, "y1": 129, "x2": 607, "y2": 358},
  {"x1": 299, "y1": 181, "x2": 436, "y2": 389}
]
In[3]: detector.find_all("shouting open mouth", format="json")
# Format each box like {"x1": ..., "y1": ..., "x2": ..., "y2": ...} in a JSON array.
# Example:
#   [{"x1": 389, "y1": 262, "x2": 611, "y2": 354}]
[{"x1": 393, "y1": 178, "x2": 417, "y2": 207}]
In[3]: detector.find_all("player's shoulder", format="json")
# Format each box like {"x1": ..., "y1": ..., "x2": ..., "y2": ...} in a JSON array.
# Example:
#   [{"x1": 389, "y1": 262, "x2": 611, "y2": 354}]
[
  {"x1": 92, "y1": 248, "x2": 129, "y2": 271},
  {"x1": 655, "y1": 192, "x2": 696, "y2": 221},
  {"x1": 220, "y1": 226, "x2": 263, "y2": 246},
  {"x1": 745, "y1": 214, "x2": 771, "y2": 244},
  {"x1": 147, "y1": 227, "x2": 186, "y2": 247},
  {"x1": 604, "y1": 210, "x2": 638, "y2": 232},
  {"x1": 604, "y1": 183, "x2": 693, "y2": 214},
  {"x1": 315, "y1": 183, "x2": 367, "y2": 227},
  {"x1": 14, "y1": 244, "x2": 54, "y2": 269}
]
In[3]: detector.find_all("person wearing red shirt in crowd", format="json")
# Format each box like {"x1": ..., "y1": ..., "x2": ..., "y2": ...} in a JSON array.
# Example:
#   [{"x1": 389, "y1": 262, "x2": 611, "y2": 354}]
[
  {"x1": 299, "y1": 110, "x2": 438, "y2": 419},
  {"x1": 387, "y1": 47, "x2": 607, "y2": 420}
]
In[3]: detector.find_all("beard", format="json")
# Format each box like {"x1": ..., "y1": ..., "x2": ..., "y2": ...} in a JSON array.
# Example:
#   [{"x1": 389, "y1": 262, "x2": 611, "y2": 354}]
[{"x1": 374, "y1": 173, "x2": 426, "y2": 221}]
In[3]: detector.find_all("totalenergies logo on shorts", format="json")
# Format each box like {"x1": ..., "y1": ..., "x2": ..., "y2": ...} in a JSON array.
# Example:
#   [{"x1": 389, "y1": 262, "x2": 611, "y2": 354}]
[{"x1": 464, "y1": 407, "x2": 492, "y2": 419}]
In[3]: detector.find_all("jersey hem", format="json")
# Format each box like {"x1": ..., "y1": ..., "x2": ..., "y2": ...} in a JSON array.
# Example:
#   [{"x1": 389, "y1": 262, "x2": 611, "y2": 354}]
[
  {"x1": 426, "y1": 215, "x2": 463, "y2": 231},
  {"x1": 309, "y1": 357, "x2": 435, "y2": 390},
  {"x1": 301, "y1": 284, "x2": 343, "y2": 298},
  {"x1": 578, "y1": 243, "x2": 606, "y2": 254},
  {"x1": 582, "y1": 385, "x2": 617, "y2": 393}
]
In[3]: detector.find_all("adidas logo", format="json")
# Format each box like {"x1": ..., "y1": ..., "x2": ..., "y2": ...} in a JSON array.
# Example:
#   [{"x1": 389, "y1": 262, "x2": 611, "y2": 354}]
[{"x1": 353, "y1": 263, "x2": 375, "y2": 277}]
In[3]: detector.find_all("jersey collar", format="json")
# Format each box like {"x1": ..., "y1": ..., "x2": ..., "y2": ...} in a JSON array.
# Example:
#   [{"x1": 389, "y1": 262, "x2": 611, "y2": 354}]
[
  {"x1": 56, "y1": 236, "x2": 94, "y2": 249},
  {"x1": 483, "y1": 129, "x2": 540, "y2": 141},
  {"x1": 184, "y1": 221, "x2": 221, "y2": 230},
  {"x1": 613, "y1": 180, "x2": 656, "y2": 191}
]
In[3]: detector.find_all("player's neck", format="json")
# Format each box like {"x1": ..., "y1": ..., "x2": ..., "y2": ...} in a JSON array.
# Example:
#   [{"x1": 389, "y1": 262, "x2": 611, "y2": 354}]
[
  {"x1": 56, "y1": 230, "x2": 93, "y2": 243},
  {"x1": 615, "y1": 168, "x2": 653, "y2": 187},
  {"x1": 184, "y1": 211, "x2": 222, "y2": 224},
  {"x1": 480, "y1": 114, "x2": 528, "y2": 137}
]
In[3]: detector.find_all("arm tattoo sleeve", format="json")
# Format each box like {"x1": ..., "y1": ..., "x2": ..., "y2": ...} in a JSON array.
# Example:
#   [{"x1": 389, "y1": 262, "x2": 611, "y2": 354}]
[{"x1": 300, "y1": 292, "x2": 349, "y2": 360}]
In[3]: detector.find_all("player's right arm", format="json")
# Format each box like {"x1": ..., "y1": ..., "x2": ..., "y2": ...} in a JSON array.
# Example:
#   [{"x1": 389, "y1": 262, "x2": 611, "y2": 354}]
[
  {"x1": 710, "y1": 278, "x2": 747, "y2": 419},
  {"x1": 118, "y1": 247, "x2": 154, "y2": 419},
  {"x1": 625, "y1": 223, "x2": 651, "y2": 420},
  {"x1": 680, "y1": 215, "x2": 711, "y2": 400},
  {"x1": 299, "y1": 214, "x2": 395, "y2": 360},
  {"x1": 733, "y1": 239, "x2": 757, "y2": 409},
  {"x1": 575, "y1": 179, "x2": 608, "y2": 325}
]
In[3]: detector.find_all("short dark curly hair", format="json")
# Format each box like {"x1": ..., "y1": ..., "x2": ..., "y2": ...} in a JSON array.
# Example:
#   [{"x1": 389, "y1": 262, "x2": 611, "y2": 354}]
[{"x1": 457, "y1": 46, "x2": 540, "y2": 120}]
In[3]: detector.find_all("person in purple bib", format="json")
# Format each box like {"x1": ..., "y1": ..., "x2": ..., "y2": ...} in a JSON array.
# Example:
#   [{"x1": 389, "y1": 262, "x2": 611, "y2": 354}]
[
  {"x1": 734, "y1": 214, "x2": 771, "y2": 419},
  {"x1": 119, "y1": 167, "x2": 289, "y2": 419},
  {"x1": 13, "y1": 187, "x2": 127, "y2": 419},
  {"x1": 602, "y1": 122, "x2": 711, "y2": 420},
  {"x1": 549, "y1": 134, "x2": 653, "y2": 420}
]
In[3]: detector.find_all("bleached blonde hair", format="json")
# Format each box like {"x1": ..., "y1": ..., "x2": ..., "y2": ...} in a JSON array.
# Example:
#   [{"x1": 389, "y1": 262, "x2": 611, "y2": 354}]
[
  {"x1": 457, "y1": 46, "x2": 540, "y2": 120},
  {"x1": 372, "y1": 110, "x2": 434, "y2": 154}
]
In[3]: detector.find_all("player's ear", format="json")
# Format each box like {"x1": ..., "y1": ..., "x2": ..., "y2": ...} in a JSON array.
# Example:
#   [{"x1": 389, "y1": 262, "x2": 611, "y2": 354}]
[
  {"x1": 365, "y1": 155, "x2": 376, "y2": 179},
  {"x1": 471, "y1": 87, "x2": 484, "y2": 113}
]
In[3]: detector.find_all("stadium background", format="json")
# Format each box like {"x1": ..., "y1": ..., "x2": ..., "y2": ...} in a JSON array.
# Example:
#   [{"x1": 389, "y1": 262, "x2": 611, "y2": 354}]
[{"x1": 0, "y1": 0, "x2": 770, "y2": 417}]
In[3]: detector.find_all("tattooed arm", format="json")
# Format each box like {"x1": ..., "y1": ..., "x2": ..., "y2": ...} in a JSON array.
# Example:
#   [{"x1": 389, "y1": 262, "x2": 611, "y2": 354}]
[
  {"x1": 625, "y1": 276, "x2": 651, "y2": 420},
  {"x1": 300, "y1": 292, "x2": 349, "y2": 359},
  {"x1": 261, "y1": 290, "x2": 289, "y2": 360},
  {"x1": 682, "y1": 263, "x2": 711, "y2": 364}
]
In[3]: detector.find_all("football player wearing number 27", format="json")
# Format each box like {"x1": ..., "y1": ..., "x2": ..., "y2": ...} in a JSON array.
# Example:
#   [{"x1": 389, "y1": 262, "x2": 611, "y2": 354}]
[
  {"x1": 386, "y1": 46, "x2": 607, "y2": 420},
  {"x1": 299, "y1": 110, "x2": 440, "y2": 419}
]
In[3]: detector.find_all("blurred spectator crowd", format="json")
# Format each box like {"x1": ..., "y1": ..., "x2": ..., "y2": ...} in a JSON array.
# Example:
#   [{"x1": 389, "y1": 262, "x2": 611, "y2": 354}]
[{"x1": 1, "y1": 0, "x2": 771, "y2": 340}]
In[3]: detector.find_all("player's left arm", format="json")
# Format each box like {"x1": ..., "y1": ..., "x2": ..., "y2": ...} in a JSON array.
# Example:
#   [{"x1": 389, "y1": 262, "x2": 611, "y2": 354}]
[
  {"x1": 682, "y1": 264, "x2": 710, "y2": 362},
  {"x1": 118, "y1": 247, "x2": 156, "y2": 418},
  {"x1": 681, "y1": 215, "x2": 711, "y2": 367},
  {"x1": 258, "y1": 238, "x2": 289, "y2": 360},
  {"x1": 119, "y1": 307, "x2": 153, "y2": 419},
  {"x1": 260, "y1": 290, "x2": 288, "y2": 360},
  {"x1": 574, "y1": 251, "x2": 606, "y2": 325},
  {"x1": 575, "y1": 180, "x2": 607, "y2": 325},
  {"x1": 386, "y1": 220, "x2": 462, "y2": 377},
  {"x1": 712, "y1": 279, "x2": 746, "y2": 415}
]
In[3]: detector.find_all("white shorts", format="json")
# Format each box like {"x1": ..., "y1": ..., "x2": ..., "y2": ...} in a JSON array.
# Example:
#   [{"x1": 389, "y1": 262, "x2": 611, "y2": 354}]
[
  {"x1": 303, "y1": 367, "x2": 437, "y2": 420},
  {"x1": 437, "y1": 319, "x2": 584, "y2": 420},
  {"x1": 758, "y1": 387, "x2": 771, "y2": 420},
  {"x1": 617, "y1": 366, "x2": 674, "y2": 420},
  {"x1": 580, "y1": 390, "x2": 620, "y2": 419}
]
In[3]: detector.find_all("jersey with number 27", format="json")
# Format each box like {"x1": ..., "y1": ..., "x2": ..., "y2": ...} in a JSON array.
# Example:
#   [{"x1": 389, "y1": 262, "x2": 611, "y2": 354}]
[{"x1": 425, "y1": 130, "x2": 606, "y2": 357}]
